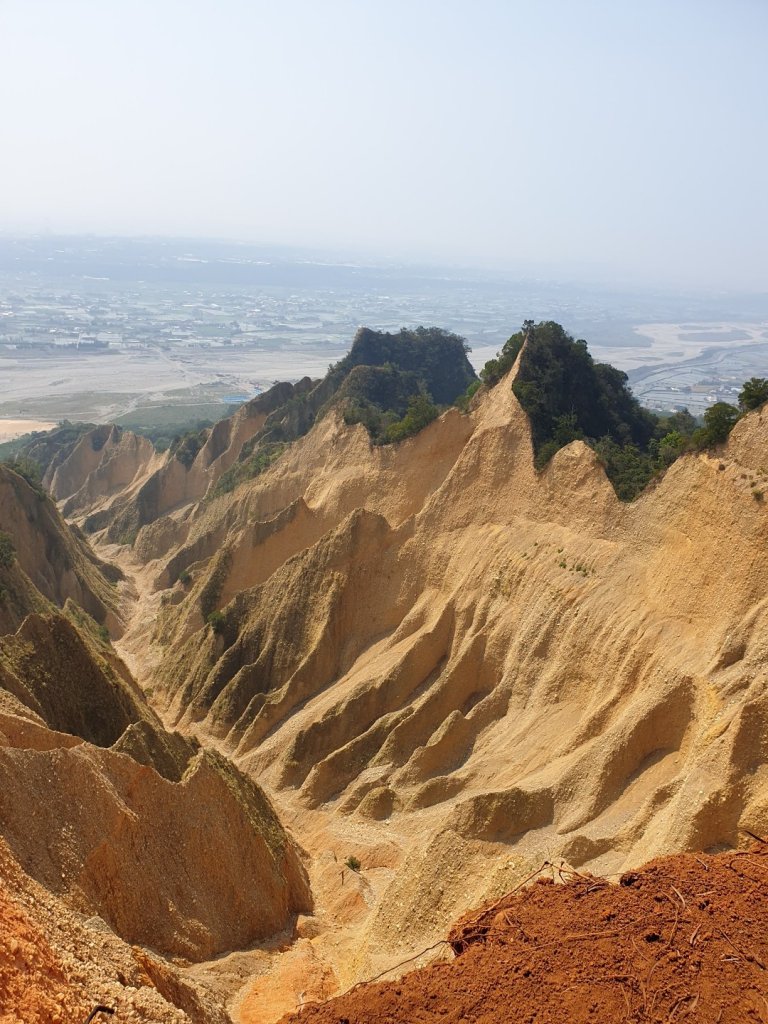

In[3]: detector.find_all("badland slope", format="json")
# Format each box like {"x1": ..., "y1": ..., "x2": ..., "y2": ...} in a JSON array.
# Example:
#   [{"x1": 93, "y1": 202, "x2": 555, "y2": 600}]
[
  {"x1": 0, "y1": 480, "x2": 312, "y2": 1021},
  {"x1": 0, "y1": 463, "x2": 119, "y2": 634},
  {"x1": 11, "y1": 326, "x2": 768, "y2": 1019},
  {"x1": 28, "y1": 327, "x2": 475, "y2": 557},
  {"x1": 29, "y1": 387, "x2": 291, "y2": 540},
  {"x1": 0, "y1": 829, "x2": 233, "y2": 1024},
  {"x1": 74, "y1": 345, "x2": 768, "y2": 997},
  {"x1": 0, "y1": 709, "x2": 311, "y2": 961}
]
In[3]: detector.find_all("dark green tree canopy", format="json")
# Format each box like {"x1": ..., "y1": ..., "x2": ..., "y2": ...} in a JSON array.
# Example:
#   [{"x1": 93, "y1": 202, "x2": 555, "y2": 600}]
[
  {"x1": 478, "y1": 320, "x2": 768, "y2": 501},
  {"x1": 701, "y1": 402, "x2": 740, "y2": 443},
  {"x1": 170, "y1": 428, "x2": 209, "y2": 468},
  {"x1": 738, "y1": 377, "x2": 768, "y2": 413},
  {"x1": 334, "y1": 326, "x2": 476, "y2": 405},
  {"x1": 215, "y1": 325, "x2": 477, "y2": 491},
  {"x1": 479, "y1": 324, "x2": 527, "y2": 387},
  {"x1": 478, "y1": 320, "x2": 761, "y2": 501},
  {"x1": 332, "y1": 327, "x2": 476, "y2": 445},
  {"x1": 509, "y1": 321, "x2": 656, "y2": 456}
]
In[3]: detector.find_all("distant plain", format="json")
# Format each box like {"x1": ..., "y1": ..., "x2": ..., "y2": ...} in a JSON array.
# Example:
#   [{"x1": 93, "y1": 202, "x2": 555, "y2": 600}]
[{"x1": 2, "y1": 237, "x2": 768, "y2": 430}]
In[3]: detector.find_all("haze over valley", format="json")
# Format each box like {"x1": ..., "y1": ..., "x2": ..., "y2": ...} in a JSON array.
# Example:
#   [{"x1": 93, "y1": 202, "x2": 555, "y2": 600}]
[{"x1": 2, "y1": 236, "x2": 768, "y2": 438}]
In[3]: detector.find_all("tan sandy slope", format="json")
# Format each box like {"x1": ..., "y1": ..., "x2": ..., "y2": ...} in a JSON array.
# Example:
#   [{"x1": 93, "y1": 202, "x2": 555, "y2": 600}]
[
  {"x1": 49, "y1": 359, "x2": 768, "y2": 1018},
  {"x1": 0, "y1": 469, "x2": 313, "y2": 1022},
  {"x1": 41, "y1": 382, "x2": 305, "y2": 548}
]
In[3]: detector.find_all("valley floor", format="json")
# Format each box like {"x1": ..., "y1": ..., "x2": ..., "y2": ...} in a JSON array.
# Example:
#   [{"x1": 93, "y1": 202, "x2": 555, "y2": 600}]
[{"x1": 108, "y1": 541, "x2": 427, "y2": 1023}]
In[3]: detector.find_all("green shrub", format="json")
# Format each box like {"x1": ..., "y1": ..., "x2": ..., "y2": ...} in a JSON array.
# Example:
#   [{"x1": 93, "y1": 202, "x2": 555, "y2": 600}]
[
  {"x1": 384, "y1": 393, "x2": 439, "y2": 443},
  {"x1": 511, "y1": 322, "x2": 655, "y2": 458},
  {"x1": 454, "y1": 379, "x2": 481, "y2": 412},
  {"x1": 170, "y1": 428, "x2": 209, "y2": 468},
  {"x1": 2, "y1": 457, "x2": 45, "y2": 497},
  {"x1": 207, "y1": 610, "x2": 226, "y2": 634},
  {"x1": 0, "y1": 532, "x2": 15, "y2": 569},
  {"x1": 333, "y1": 326, "x2": 475, "y2": 406},
  {"x1": 213, "y1": 442, "x2": 287, "y2": 496},
  {"x1": 497, "y1": 320, "x2": 705, "y2": 501},
  {"x1": 739, "y1": 377, "x2": 768, "y2": 413},
  {"x1": 480, "y1": 328, "x2": 526, "y2": 387},
  {"x1": 344, "y1": 855, "x2": 361, "y2": 872},
  {"x1": 699, "y1": 402, "x2": 740, "y2": 445},
  {"x1": 592, "y1": 439, "x2": 657, "y2": 502}
]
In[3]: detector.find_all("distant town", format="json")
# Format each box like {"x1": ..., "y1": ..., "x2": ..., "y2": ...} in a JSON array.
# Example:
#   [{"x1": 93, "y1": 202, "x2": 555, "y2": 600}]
[{"x1": 1, "y1": 236, "x2": 767, "y2": 430}]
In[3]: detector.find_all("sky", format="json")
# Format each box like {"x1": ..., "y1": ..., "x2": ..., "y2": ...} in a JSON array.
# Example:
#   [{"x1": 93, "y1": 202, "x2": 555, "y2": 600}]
[{"x1": 0, "y1": 0, "x2": 766, "y2": 290}]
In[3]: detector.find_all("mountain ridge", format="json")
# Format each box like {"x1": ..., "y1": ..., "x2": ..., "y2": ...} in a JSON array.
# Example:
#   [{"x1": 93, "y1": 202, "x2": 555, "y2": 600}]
[
  {"x1": 47, "y1": 333, "x2": 764, "y2": 1014},
  {"x1": 3, "y1": 323, "x2": 768, "y2": 1021}
]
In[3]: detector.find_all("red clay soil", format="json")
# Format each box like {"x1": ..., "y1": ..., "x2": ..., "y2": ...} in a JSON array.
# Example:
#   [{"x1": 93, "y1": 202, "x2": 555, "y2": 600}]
[
  {"x1": 0, "y1": 885, "x2": 89, "y2": 1024},
  {"x1": 284, "y1": 845, "x2": 768, "y2": 1024}
]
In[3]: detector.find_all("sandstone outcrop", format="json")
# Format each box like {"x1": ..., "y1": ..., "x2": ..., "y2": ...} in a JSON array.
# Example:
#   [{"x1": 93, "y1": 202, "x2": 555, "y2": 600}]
[
  {"x1": 8, "y1": 341, "x2": 768, "y2": 1019},
  {"x1": 149, "y1": 363, "x2": 768, "y2": 852},
  {"x1": 92, "y1": 355, "x2": 768, "y2": 991},
  {"x1": 0, "y1": 711, "x2": 311, "y2": 960},
  {"x1": 37, "y1": 383, "x2": 307, "y2": 549},
  {"x1": 0, "y1": 466, "x2": 314, "y2": 1019},
  {"x1": 0, "y1": 464, "x2": 120, "y2": 634},
  {"x1": 0, "y1": 832, "x2": 232, "y2": 1024}
]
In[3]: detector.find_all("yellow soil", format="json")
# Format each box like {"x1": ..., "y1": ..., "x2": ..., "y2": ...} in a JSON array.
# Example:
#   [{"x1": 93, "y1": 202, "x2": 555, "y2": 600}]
[{"x1": 60, "y1": 368, "x2": 768, "y2": 1023}]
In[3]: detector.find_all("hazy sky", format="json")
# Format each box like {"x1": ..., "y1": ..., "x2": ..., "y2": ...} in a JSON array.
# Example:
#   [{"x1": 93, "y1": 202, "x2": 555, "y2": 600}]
[{"x1": 1, "y1": 0, "x2": 766, "y2": 289}]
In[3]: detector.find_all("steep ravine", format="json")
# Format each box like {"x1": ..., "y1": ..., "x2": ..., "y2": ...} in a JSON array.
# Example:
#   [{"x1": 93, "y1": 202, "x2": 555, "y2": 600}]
[
  {"x1": 0, "y1": 467, "x2": 316, "y2": 1023},
  {"x1": 104, "y1": 536, "x2": 413, "y2": 1023},
  {"x1": 67, "y1": 357, "x2": 768, "y2": 1023}
]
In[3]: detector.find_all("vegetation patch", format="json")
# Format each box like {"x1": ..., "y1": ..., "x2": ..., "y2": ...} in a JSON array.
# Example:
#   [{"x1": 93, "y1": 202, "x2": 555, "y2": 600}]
[
  {"x1": 170, "y1": 428, "x2": 210, "y2": 468},
  {"x1": 210, "y1": 326, "x2": 477, "y2": 495},
  {"x1": 1, "y1": 457, "x2": 46, "y2": 498},
  {"x1": 206, "y1": 609, "x2": 227, "y2": 635},
  {"x1": 0, "y1": 532, "x2": 16, "y2": 569},
  {"x1": 454, "y1": 379, "x2": 482, "y2": 412},
  {"x1": 213, "y1": 441, "x2": 288, "y2": 496},
  {"x1": 482, "y1": 321, "x2": 766, "y2": 501},
  {"x1": 344, "y1": 387, "x2": 440, "y2": 445},
  {"x1": 331, "y1": 326, "x2": 476, "y2": 405},
  {"x1": 336, "y1": 328, "x2": 475, "y2": 445}
]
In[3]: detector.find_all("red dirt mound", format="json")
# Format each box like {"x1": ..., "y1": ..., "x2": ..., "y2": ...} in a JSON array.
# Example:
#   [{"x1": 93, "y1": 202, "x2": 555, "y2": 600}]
[
  {"x1": 284, "y1": 845, "x2": 768, "y2": 1024},
  {"x1": 0, "y1": 884, "x2": 88, "y2": 1024}
]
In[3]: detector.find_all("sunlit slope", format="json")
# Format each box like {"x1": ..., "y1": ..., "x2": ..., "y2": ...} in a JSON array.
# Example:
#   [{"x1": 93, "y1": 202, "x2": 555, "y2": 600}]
[
  {"x1": 0, "y1": 474, "x2": 313, "y2": 1020},
  {"x1": 33, "y1": 328, "x2": 476, "y2": 564},
  {"x1": 0, "y1": 463, "x2": 122, "y2": 633},
  {"x1": 143, "y1": 362, "x2": 767, "y2": 899},
  {"x1": 33, "y1": 387, "x2": 290, "y2": 541},
  {"x1": 0, "y1": 714, "x2": 311, "y2": 961}
]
